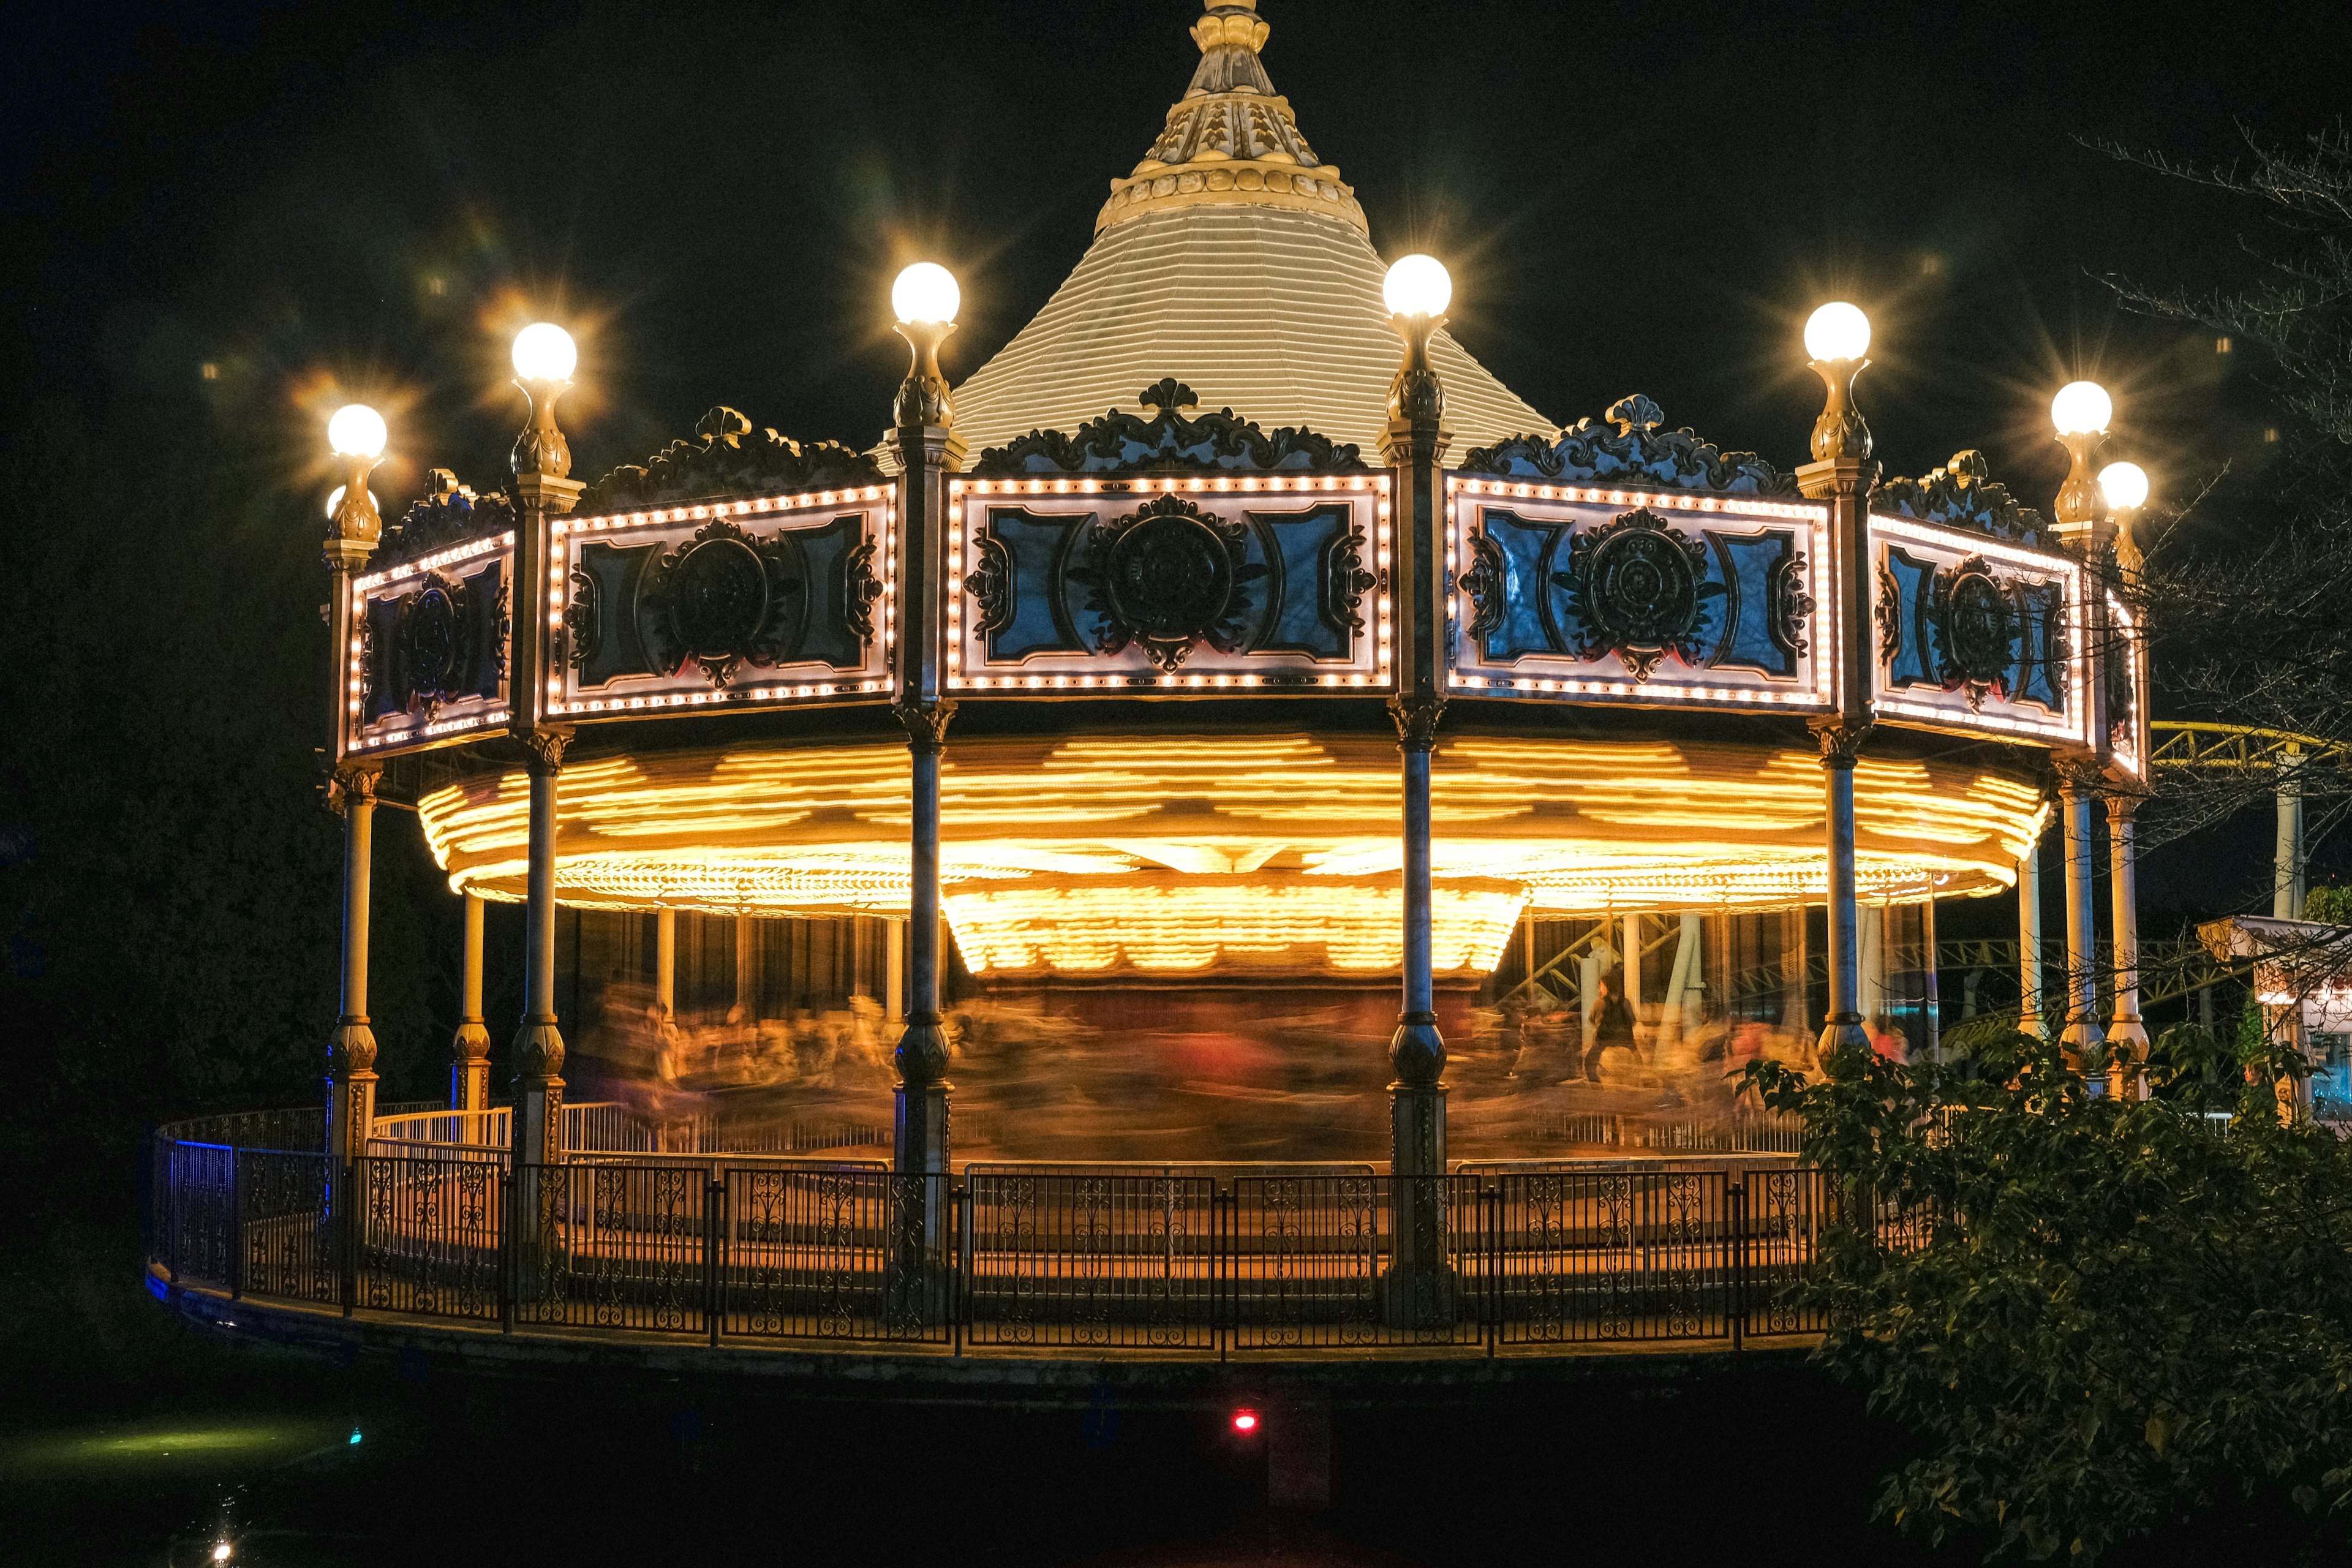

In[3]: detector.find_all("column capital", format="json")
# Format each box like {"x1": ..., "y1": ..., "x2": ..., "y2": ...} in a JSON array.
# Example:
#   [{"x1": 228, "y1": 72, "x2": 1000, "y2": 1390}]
[
  {"x1": 326, "y1": 763, "x2": 380, "y2": 815},
  {"x1": 2054, "y1": 756, "x2": 2105, "y2": 799},
  {"x1": 1811, "y1": 718, "x2": 1871, "y2": 769},
  {"x1": 1793, "y1": 456, "x2": 1879, "y2": 501},
  {"x1": 1386, "y1": 694, "x2": 1447, "y2": 753},
  {"x1": 893, "y1": 699, "x2": 959, "y2": 754},
  {"x1": 518, "y1": 725, "x2": 573, "y2": 775},
  {"x1": 512, "y1": 471, "x2": 585, "y2": 516}
]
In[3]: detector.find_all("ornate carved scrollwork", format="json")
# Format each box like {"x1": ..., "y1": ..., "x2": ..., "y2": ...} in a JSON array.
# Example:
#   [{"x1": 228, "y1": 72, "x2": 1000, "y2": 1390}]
[
  {"x1": 382, "y1": 469, "x2": 516, "y2": 569},
  {"x1": 1875, "y1": 450, "x2": 2045, "y2": 543},
  {"x1": 1073, "y1": 494, "x2": 1265, "y2": 671},
  {"x1": 844, "y1": 538, "x2": 883, "y2": 644},
  {"x1": 1320, "y1": 521, "x2": 1378, "y2": 636},
  {"x1": 326, "y1": 764, "x2": 379, "y2": 816},
  {"x1": 564, "y1": 564, "x2": 599, "y2": 673},
  {"x1": 398, "y1": 572, "x2": 473, "y2": 719},
  {"x1": 1459, "y1": 395, "x2": 1796, "y2": 497},
  {"x1": 1460, "y1": 530, "x2": 1507, "y2": 641},
  {"x1": 1931, "y1": 554, "x2": 2018, "y2": 711},
  {"x1": 639, "y1": 517, "x2": 804, "y2": 687},
  {"x1": 963, "y1": 532, "x2": 1014, "y2": 638},
  {"x1": 581, "y1": 406, "x2": 885, "y2": 512},
  {"x1": 1554, "y1": 507, "x2": 1721, "y2": 682},
  {"x1": 1769, "y1": 551, "x2": 1815, "y2": 660},
  {"x1": 1875, "y1": 564, "x2": 1903, "y2": 666},
  {"x1": 971, "y1": 380, "x2": 1368, "y2": 477}
]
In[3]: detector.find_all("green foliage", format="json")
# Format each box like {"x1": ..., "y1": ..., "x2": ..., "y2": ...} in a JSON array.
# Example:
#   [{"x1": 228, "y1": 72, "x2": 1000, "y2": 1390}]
[
  {"x1": 2307, "y1": 885, "x2": 2352, "y2": 927},
  {"x1": 1743, "y1": 1039, "x2": 2352, "y2": 1562}
]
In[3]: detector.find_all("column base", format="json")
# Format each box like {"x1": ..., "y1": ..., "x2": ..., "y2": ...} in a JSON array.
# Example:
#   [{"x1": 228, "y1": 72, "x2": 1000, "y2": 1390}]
[
  {"x1": 2105, "y1": 1015, "x2": 2150, "y2": 1099},
  {"x1": 325, "y1": 1060, "x2": 379, "y2": 1165},
  {"x1": 513, "y1": 1073, "x2": 566, "y2": 1166},
  {"x1": 890, "y1": 1079, "x2": 953, "y2": 1327},
  {"x1": 1385, "y1": 1080, "x2": 1451, "y2": 1331},
  {"x1": 451, "y1": 1019, "x2": 491, "y2": 1112}
]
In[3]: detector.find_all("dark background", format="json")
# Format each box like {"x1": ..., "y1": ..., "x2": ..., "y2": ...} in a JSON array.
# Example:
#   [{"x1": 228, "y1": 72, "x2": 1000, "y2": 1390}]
[{"x1": 2, "y1": 6, "x2": 2348, "y2": 1515}]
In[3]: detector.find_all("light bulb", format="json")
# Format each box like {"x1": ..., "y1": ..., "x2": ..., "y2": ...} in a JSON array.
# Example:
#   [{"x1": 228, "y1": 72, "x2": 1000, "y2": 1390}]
[
  {"x1": 511, "y1": 322, "x2": 577, "y2": 382},
  {"x1": 325, "y1": 485, "x2": 378, "y2": 520},
  {"x1": 1803, "y1": 301, "x2": 1871, "y2": 362},
  {"x1": 2098, "y1": 461, "x2": 2149, "y2": 511},
  {"x1": 1382, "y1": 254, "x2": 1452, "y2": 317},
  {"x1": 891, "y1": 262, "x2": 960, "y2": 325},
  {"x1": 2051, "y1": 380, "x2": 2112, "y2": 436},
  {"x1": 327, "y1": 404, "x2": 387, "y2": 459}
]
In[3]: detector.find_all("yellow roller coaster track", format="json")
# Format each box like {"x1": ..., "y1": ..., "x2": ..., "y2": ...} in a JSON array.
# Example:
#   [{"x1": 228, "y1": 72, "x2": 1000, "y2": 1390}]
[{"x1": 2149, "y1": 720, "x2": 2347, "y2": 769}]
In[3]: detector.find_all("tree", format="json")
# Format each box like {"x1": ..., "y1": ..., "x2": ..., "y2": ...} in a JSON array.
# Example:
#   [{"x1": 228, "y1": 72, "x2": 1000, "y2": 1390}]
[{"x1": 1747, "y1": 1038, "x2": 2352, "y2": 1562}]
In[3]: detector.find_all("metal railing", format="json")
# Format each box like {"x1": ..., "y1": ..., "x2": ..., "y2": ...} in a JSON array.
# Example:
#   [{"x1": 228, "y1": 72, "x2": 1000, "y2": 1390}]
[{"x1": 151, "y1": 1132, "x2": 1905, "y2": 1358}]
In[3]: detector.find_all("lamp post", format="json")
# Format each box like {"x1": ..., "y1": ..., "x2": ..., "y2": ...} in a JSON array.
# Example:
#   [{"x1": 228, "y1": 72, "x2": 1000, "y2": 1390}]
[
  {"x1": 1795, "y1": 302, "x2": 1876, "y2": 1064},
  {"x1": 2049, "y1": 381, "x2": 2113, "y2": 1065},
  {"x1": 324, "y1": 404, "x2": 386, "y2": 1168},
  {"x1": 887, "y1": 262, "x2": 964, "y2": 1255},
  {"x1": 506, "y1": 322, "x2": 583, "y2": 1169},
  {"x1": 1381, "y1": 252, "x2": 1452, "y2": 1317},
  {"x1": 2098, "y1": 461, "x2": 2152, "y2": 1091}
]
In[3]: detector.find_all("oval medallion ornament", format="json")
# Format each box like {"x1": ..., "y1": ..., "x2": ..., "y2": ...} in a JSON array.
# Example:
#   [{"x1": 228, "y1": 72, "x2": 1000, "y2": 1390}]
[
  {"x1": 668, "y1": 537, "x2": 770, "y2": 659},
  {"x1": 1934, "y1": 557, "x2": 2015, "y2": 709},
  {"x1": 1077, "y1": 494, "x2": 1264, "y2": 671},
  {"x1": 1556, "y1": 507, "x2": 1719, "y2": 681},
  {"x1": 403, "y1": 583, "x2": 464, "y2": 699}
]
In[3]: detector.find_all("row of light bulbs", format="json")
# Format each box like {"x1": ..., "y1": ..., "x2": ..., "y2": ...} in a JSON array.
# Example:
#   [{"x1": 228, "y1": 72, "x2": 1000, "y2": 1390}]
[{"x1": 325, "y1": 261, "x2": 2148, "y2": 520}]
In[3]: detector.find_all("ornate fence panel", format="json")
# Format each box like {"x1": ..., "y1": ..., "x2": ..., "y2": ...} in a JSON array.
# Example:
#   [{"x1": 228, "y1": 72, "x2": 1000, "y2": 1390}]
[
  {"x1": 963, "y1": 1174, "x2": 1216, "y2": 1351},
  {"x1": 164, "y1": 1142, "x2": 236, "y2": 1288},
  {"x1": 355, "y1": 1155, "x2": 505, "y2": 1322},
  {"x1": 721, "y1": 1168, "x2": 951, "y2": 1344},
  {"x1": 239, "y1": 1149, "x2": 339, "y2": 1306},
  {"x1": 511, "y1": 1163, "x2": 712, "y2": 1335},
  {"x1": 1494, "y1": 1168, "x2": 1733, "y2": 1344},
  {"x1": 1227, "y1": 1175, "x2": 1485, "y2": 1351},
  {"x1": 1740, "y1": 1166, "x2": 1830, "y2": 1336}
]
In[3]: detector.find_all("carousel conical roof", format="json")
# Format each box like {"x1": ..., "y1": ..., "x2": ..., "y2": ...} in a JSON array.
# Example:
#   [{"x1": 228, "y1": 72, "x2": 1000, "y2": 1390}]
[{"x1": 950, "y1": 1, "x2": 1555, "y2": 460}]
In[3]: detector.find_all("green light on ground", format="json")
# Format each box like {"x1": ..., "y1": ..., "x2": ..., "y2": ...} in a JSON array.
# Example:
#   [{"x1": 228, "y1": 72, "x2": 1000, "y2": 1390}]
[{"x1": 0, "y1": 1415, "x2": 352, "y2": 1480}]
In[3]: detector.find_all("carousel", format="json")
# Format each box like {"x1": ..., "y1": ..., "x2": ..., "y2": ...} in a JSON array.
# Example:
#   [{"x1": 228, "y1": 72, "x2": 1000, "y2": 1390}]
[{"x1": 146, "y1": 0, "x2": 2154, "y2": 1360}]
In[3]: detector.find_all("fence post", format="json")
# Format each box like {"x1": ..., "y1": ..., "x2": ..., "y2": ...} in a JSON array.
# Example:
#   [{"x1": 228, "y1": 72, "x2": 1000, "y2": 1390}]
[
  {"x1": 1214, "y1": 1183, "x2": 1231, "y2": 1365},
  {"x1": 706, "y1": 1175, "x2": 724, "y2": 1348},
  {"x1": 952, "y1": 1183, "x2": 968, "y2": 1358},
  {"x1": 499, "y1": 1166, "x2": 516, "y2": 1333},
  {"x1": 1728, "y1": 1178, "x2": 1746, "y2": 1354},
  {"x1": 339, "y1": 1161, "x2": 358, "y2": 1318},
  {"x1": 1483, "y1": 1183, "x2": 1501, "y2": 1357},
  {"x1": 229, "y1": 1147, "x2": 244, "y2": 1302}
]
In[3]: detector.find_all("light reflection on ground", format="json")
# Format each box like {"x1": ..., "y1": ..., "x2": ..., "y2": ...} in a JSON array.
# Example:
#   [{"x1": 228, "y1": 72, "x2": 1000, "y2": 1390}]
[{"x1": 0, "y1": 1414, "x2": 349, "y2": 1480}]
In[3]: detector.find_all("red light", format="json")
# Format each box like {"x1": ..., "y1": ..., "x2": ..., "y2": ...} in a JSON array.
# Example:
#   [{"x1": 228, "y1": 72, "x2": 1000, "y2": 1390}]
[{"x1": 1232, "y1": 1410, "x2": 1259, "y2": 1434}]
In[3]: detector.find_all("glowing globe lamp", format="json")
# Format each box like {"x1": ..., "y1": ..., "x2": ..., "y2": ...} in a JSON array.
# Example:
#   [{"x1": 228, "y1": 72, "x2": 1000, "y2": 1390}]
[
  {"x1": 511, "y1": 322, "x2": 578, "y2": 383},
  {"x1": 1382, "y1": 253, "x2": 1452, "y2": 318},
  {"x1": 891, "y1": 262, "x2": 961, "y2": 326},
  {"x1": 2051, "y1": 380, "x2": 2112, "y2": 436},
  {"x1": 1803, "y1": 301, "x2": 1871, "y2": 362},
  {"x1": 327, "y1": 404, "x2": 387, "y2": 459},
  {"x1": 2098, "y1": 461, "x2": 2150, "y2": 511}
]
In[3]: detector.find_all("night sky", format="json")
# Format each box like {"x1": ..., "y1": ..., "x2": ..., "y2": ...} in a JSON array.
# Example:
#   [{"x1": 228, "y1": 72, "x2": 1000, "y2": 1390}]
[{"x1": 3, "y1": 0, "x2": 2348, "y2": 922}]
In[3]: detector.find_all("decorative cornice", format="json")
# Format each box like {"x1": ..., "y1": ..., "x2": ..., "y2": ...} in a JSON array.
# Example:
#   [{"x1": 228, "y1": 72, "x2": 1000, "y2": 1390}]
[
  {"x1": 971, "y1": 379, "x2": 1366, "y2": 477},
  {"x1": 581, "y1": 407, "x2": 884, "y2": 513},
  {"x1": 1458, "y1": 396, "x2": 1796, "y2": 497},
  {"x1": 1874, "y1": 450, "x2": 2045, "y2": 543},
  {"x1": 1096, "y1": 2, "x2": 1366, "y2": 235},
  {"x1": 382, "y1": 469, "x2": 516, "y2": 569}
]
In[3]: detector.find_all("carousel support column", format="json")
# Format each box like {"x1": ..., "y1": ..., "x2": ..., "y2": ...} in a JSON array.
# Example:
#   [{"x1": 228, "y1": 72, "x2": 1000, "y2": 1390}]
[
  {"x1": 654, "y1": 907, "x2": 676, "y2": 1021},
  {"x1": 2106, "y1": 791, "x2": 2150, "y2": 1096},
  {"x1": 885, "y1": 918, "x2": 905, "y2": 1023},
  {"x1": 2056, "y1": 764, "x2": 2106, "y2": 1068},
  {"x1": 734, "y1": 914, "x2": 757, "y2": 1020},
  {"x1": 2276, "y1": 745, "x2": 2307, "y2": 918},
  {"x1": 451, "y1": 892, "x2": 490, "y2": 1113},
  {"x1": 325, "y1": 766, "x2": 381, "y2": 1169},
  {"x1": 1798, "y1": 309, "x2": 1877, "y2": 1066},
  {"x1": 320, "y1": 440, "x2": 383, "y2": 1173},
  {"x1": 1380, "y1": 255, "x2": 1456, "y2": 1322},
  {"x1": 1780, "y1": 908, "x2": 1807, "y2": 1035},
  {"x1": 886, "y1": 265, "x2": 966, "y2": 1308},
  {"x1": 1921, "y1": 894, "x2": 1942, "y2": 1065},
  {"x1": 510, "y1": 731, "x2": 573, "y2": 1168},
  {"x1": 2018, "y1": 824, "x2": 2045, "y2": 1037}
]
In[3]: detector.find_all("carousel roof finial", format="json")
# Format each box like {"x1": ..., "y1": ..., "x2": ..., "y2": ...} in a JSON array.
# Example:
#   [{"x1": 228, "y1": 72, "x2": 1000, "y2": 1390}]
[{"x1": 1097, "y1": 0, "x2": 1366, "y2": 235}]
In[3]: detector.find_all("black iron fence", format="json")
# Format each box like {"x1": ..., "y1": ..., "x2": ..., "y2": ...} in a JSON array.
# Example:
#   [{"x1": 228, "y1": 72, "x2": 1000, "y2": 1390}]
[{"x1": 151, "y1": 1134, "x2": 1918, "y2": 1356}]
